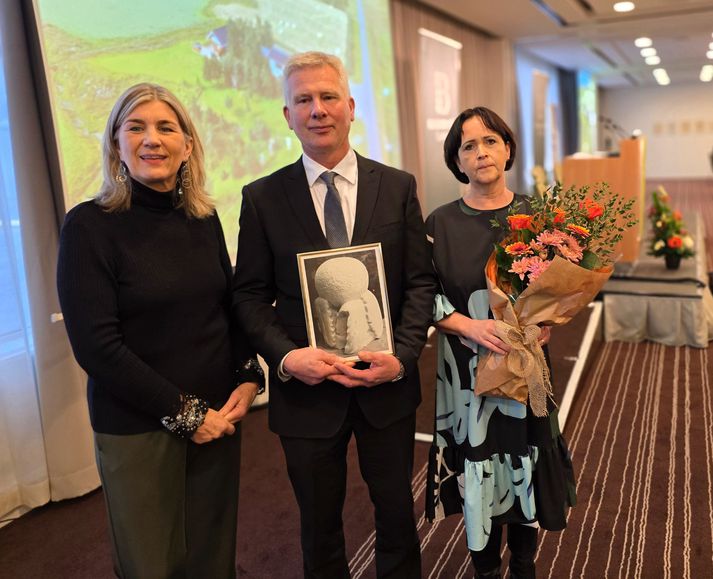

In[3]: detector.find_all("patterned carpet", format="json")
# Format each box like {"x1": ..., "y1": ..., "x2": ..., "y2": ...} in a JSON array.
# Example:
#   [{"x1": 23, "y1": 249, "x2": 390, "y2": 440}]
[
  {"x1": 340, "y1": 340, "x2": 713, "y2": 579},
  {"x1": 536, "y1": 341, "x2": 713, "y2": 579}
]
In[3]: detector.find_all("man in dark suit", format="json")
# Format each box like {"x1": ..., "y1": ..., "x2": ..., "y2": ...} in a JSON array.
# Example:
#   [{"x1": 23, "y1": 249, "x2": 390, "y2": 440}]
[{"x1": 233, "y1": 51, "x2": 435, "y2": 579}]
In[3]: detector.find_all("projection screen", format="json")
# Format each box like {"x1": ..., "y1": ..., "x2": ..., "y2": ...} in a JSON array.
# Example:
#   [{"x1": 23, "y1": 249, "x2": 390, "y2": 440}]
[{"x1": 32, "y1": 0, "x2": 402, "y2": 258}]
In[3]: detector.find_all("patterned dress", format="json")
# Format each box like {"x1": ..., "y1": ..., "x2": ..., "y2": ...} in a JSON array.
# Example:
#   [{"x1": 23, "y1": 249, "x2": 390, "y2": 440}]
[{"x1": 425, "y1": 196, "x2": 576, "y2": 551}]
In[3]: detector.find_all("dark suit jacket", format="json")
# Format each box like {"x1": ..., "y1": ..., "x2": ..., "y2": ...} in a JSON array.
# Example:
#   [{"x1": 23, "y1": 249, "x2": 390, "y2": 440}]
[{"x1": 233, "y1": 153, "x2": 436, "y2": 438}]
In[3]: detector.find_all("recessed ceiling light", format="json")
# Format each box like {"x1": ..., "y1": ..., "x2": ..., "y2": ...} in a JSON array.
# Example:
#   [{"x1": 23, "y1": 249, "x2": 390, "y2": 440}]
[
  {"x1": 707, "y1": 50, "x2": 713, "y2": 59},
  {"x1": 634, "y1": 37, "x2": 652, "y2": 48},
  {"x1": 645, "y1": 56, "x2": 661, "y2": 65},
  {"x1": 653, "y1": 68, "x2": 670, "y2": 85},
  {"x1": 700, "y1": 65, "x2": 713, "y2": 82},
  {"x1": 614, "y1": 2, "x2": 635, "y2": 12},
  {"x1": 640, "y1": 47, "x2": 657, "y2": 57}
]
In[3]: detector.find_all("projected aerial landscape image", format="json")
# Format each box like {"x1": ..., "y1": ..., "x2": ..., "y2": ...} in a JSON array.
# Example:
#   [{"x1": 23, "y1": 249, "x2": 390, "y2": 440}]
[{"x1": 36, "y1": 0, "x2": 401, "y2": 256}]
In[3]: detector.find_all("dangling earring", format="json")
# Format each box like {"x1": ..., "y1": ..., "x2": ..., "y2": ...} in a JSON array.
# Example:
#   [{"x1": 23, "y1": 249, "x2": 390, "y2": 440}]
[
  {"x1": 115, "y1": 161, "x2": 128, "y2": 196},
  {"x1": 115, "y1": 161, "x2": 128, "y2": 184},
  {"x1": 178, "y1": 161, "x2": 192, "y2": 197}
]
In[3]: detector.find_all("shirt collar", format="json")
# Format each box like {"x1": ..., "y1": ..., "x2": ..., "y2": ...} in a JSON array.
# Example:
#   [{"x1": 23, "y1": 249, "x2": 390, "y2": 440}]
[{"x1": 302, "y1": 149, "x2": 357, "y2": 187}]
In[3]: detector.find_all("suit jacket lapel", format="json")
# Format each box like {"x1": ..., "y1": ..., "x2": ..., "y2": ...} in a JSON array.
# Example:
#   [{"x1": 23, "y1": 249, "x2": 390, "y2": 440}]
[
  {"x1": 284, "y1": 158, "x2": 329, "y2": 249},
  {"x1": 351, "y1": 154, "x2": 381, "y2": 245}
]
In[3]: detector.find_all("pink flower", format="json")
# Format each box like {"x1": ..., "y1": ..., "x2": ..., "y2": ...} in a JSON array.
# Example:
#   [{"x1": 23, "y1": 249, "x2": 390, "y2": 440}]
[
  {"x1": 536, "y1": 229, "x2": 567, "y2": 247},
  {"x1": 509, "y1": 256, "x2": 552, "y2": 282},
  {"x1": 526, "y1": 258, "x2": 552, "y2": 282},
  {"x1": 528, "y1": 240, "x2": 548, "y2": 258},
  {"x1": 558, "y1": 234, "x2": 584, "y2": 262}
]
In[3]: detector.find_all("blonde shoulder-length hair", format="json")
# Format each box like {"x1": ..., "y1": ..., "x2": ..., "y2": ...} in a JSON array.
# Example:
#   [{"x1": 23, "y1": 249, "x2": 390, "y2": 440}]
[{"x1": 96, "y1": 82, "x2": 213, "y2": 218}]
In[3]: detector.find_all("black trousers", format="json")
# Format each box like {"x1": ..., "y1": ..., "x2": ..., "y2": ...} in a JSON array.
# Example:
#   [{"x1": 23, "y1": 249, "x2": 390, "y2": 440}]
[
  {"x1": 470, "y1": 524, "x2": 537, "y2": 579},
  {"x1": 95, "y1": 427, "x2": 241, "y2": 579},
  {"x1": 280, "y1": 398, "x2": 421, "y2": 579}
]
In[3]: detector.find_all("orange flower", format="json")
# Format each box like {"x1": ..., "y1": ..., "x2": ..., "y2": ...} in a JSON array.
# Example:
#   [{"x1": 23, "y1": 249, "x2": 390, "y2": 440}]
[
  {"x1": 585, "y1": 202, "x2": 604, "y2": 220},
  {"x1": 553, "y1": 208, "x2": 566, "y2": 224},
  {"x1": 505, "y1": 241, "x2": 531, "y2": 256},
  {"x1": 673, "y1": 210, "x2": 682, "y2": 221},
  {"x1": 580, "y1": 198, "x2": 604, "y2": 220},
  {"x1": 667, "y1": 235, "x2": 683, "y2": 249},
  {"x1": 566, "y1": 224, "x2": 590, "y2": 238},
  {"x1": 507, "y1": 214, "x2": 532, "y2": 230}
]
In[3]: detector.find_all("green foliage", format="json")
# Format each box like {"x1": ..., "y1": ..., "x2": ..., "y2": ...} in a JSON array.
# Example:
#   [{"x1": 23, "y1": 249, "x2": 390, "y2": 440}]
[{"x1": 580, "y1": 250, "x2": 601, "y2": 270}]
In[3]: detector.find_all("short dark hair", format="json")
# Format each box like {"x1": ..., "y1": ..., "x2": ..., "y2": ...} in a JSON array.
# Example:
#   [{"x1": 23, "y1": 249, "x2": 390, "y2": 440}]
[{"x1": 443, "y1": 107, "x2": 517, "y2": 184}]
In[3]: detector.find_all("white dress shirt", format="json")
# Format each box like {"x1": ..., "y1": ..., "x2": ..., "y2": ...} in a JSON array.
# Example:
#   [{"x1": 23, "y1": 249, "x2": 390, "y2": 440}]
[{"x1": 302, "y1": 149, "x2": 358, "y2": 242}]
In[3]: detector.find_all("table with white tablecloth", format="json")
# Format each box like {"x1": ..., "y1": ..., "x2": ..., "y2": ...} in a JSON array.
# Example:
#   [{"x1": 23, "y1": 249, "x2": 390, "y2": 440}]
[{"x1": 602, "y1": 214, "x2": 713, "y2": 348}]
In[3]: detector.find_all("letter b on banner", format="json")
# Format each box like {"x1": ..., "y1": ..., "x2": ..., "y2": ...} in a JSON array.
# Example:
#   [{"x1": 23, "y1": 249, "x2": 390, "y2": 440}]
[{"x1": 419, "y1": 28, "x2": 462, "y2": 216}]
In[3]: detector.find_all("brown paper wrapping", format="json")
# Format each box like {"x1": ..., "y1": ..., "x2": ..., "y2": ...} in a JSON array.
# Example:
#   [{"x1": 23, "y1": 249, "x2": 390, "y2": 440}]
[{"x1": 475, "y1": 254, "x2": 613, "y2": 415}]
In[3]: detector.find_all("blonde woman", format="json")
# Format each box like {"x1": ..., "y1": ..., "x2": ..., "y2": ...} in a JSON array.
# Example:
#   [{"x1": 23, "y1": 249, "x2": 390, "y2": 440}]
[{"x1": 57, "y1": 83, "x2": 263, "y2": 579}]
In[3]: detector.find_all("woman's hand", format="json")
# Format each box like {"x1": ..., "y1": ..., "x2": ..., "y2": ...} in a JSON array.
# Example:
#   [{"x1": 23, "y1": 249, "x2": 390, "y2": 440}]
[
  {"x1": 538, "y1": 325, "x2": 552, "y2": 346},
  {"x1": 191, "y1": 409, "x2": 235, "y2": 444},
  {"x1": 458, "y1": 317, "x2": 510, "y2": 355},
  {"x1": 218, "y1": 382, "x2": 260, "y2": 423},
  {"x1": 437, "y1": 311, "x2": 510, "y2": 355}
]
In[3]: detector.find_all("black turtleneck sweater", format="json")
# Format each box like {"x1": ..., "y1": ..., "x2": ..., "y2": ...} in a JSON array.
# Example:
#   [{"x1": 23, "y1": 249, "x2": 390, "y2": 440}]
[{"x1": 57, "y1": 180, "x2": 257, "y2": 435}]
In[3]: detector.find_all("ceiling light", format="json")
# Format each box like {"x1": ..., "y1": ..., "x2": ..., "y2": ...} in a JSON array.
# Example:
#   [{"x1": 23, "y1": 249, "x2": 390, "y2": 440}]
[
  {"x1": 653, "y1": 68, "x2": 670, "y2": 85},
  {"x1": 707, "y1": 50, "x2": 713, "y2": 59},
  {"x1": 640, "y1": 47, "x2": 657, "y2": 57},
  {"x1": 645, "y1": 56, "x2": 661, "y2": 65},
  {"x1": 614, "y1": 2, "x2": 635, "y2": 12},
  {"x1": 709, "y1": 42, "x2": 713, "y2": 50},
  {"x1": 634, "y1": 37, "x2": 652, "y2": 48},
  {"x1": 701, "y1": 65, "x2": 713, "y2": 82}
]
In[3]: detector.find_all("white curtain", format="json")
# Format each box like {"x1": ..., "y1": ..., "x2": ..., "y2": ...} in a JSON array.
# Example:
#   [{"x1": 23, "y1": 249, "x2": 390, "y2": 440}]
[{"x1": 0, "y1": 0, "x2": 98, "y2": 524}]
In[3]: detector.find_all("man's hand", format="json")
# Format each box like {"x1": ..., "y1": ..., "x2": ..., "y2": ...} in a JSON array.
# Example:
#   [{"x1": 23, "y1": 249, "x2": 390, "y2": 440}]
[
  {"x1": 330, "y1": 351, "x2": 401, "y2": 388},
  {"x1": 283, "y1": 347, "x2": 344, "y2": 385},
  {"x1": 219, "y1": 382, "x2": 260, "y2": 424},
  {"x1": 191, "y1": 409, "x2": 235, "y2": 444}
]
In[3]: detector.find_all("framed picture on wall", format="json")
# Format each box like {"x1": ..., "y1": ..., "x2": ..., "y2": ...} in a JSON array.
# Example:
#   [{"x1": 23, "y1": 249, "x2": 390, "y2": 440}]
[{"x1": 296, "y1": 243, "x2": 393, "y2": 361}]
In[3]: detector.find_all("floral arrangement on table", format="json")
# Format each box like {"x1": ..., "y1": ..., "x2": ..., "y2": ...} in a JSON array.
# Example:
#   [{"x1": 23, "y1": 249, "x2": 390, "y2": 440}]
[
  {"x1": 476, "y1": 182, "x2": 637, "y2": 416},
  {"x1": 647, "y1": 187, "x2": 694, "y2": 268}
]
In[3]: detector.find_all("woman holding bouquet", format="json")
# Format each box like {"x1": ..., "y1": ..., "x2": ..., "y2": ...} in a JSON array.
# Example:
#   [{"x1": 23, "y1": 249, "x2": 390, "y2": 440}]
[{"x1": 425, "y1": 107, "x2": 576, "y2": 578}]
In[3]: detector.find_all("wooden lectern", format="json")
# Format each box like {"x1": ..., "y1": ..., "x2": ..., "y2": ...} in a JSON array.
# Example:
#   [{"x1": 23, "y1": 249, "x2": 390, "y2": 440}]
[{"x1": 562, "y1": 138, "x2": 645, "y2": 263}]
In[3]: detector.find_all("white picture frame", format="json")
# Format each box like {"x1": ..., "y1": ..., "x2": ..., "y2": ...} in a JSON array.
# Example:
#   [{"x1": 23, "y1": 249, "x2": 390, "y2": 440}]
[{"x1": 296, "y1": 243, "x2": 394, "y2": 362}]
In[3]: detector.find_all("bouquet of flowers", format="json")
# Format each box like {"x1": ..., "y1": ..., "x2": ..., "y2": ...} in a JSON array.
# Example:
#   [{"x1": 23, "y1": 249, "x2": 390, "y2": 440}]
[
  {"x1": 476, "y1": 182, "x2": 637, "y2": 416},
  {"x1": 647, "y1": 187, "x2": 694, "y2": 264}
]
